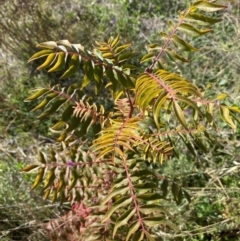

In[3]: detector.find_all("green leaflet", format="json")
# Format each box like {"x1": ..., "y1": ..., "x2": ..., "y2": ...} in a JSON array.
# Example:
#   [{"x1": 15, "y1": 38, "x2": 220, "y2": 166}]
[
  {"x1": 28, "y1": 49, "x2": 55, "y2": 62},
  {"x1": 38, "y1": 98, "x2": 68, "y2": 119},
  {"x1": 102, "y1": 185, "x2": 129, "y2": 205},
  {"x1": 60, "y1": 54, "x2": 81, "y2": 79},
  {"x1": 172, "y1": 35, "x2": 199, "y2": 51},
  {"x1": 48, "y1": 52, "x2": 67, "y2": 72},
  {"x1": 137, "y1": 193, "x2": 163, "y2": 201},
  {"x1": 61, "y1": 105, "x2": 75, "y2": 122},
  {"x1": 161, "y1": 179, "x2": 169, "y2": 198},
  {"x1": 32, "y1": 167, "x2": 45, "y2": 190},
  {"x1": 192, "y1": 1, "x2": 227, "y2": 12},
  {"x1": 117, "y1": 51, "x2": 135, "y2": 63},
  {"x1": 132, "y1": 231, "x2": 144, "y2": 241},
  {"x1": 143, "y1": 216, "x2": 179, "y2": 231},
  {"x1": 126, "y1": 221, "x2": 141, "y2": 241},
  {"x1": 102, "y1": 196, "x2": 132, "y2": 222},
  {"x1": 113, "y1": 208, "x2": 136, "y2": 237},
  {"x1": 139, "y1": 204, "x2": 169, "y2": 215},
  {"x1": 178, "y1": 23, "x2": 212, "y2": 36},
  {"x1": 115, "y1": 44, "x2": 131, "y2": 55},
  {"x1": 173, "y1": 101, "x2": 188, "y2": 129},
  {"x1": 140, "y1": 53, "x2": 155, "y2": 63},
  {"x1": 44, "y1": 168, "x2": 56, "y2": 189},
  {"x1": 220, "y1": 105, "x2": 236, "y2": 130},
  {"x1": 185, "y1": 12, "x2": 222, "y2": 25},
  {"x1": 37, "y1": 53, "x2": 57, "y2": 70},
  {"x1": 39, "y1": 151, "x2": 46, "y2": 164},
  {"x1": 31, "y1": 92, "x2": 59, "y2": 112},
  {"x1": 24, "y1": 88, "x2": 50, "y2": 102},
  {"x1": 110, "y1": 34, "x2": 120, "y2": 48},
  {"x1": 21, "y1": 164, "x2": 39, "y2": 173},
  {"x1": 165, "y1": 48, "x2": 189, "y2": 62}
]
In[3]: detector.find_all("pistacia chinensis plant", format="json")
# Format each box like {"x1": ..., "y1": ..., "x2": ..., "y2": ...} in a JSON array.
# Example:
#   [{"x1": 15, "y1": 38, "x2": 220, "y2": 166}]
[{"x1": 22, "y1": 1, "x2": 240, "y2": 240}]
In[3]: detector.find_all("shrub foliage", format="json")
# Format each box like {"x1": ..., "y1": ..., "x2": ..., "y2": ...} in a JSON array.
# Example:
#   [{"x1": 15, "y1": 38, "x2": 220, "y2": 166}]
[{"x1": 22, "y1": 1, "x2": 239, "y2": 240}]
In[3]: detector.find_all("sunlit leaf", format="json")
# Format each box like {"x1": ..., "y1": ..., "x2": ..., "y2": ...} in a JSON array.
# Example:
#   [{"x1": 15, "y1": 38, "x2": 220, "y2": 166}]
[
  {"x1": 192, "y1": 1, "x2": 227, "y2": 12},
  {"x1": 28, "y1": 49, "x2": 54, "y2": 62},
  {"x1": 48, "y1": 52, "x2": 67, "y2": 72}
]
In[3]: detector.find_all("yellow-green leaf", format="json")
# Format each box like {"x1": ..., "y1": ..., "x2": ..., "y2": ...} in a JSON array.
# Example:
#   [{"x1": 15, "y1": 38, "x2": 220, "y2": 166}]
[
  {"x1": 140, "y1": 53, "x2": 155, "y2": 63},
  {"x1": 32, "y1": 167, "x2": 45, "y2": 190},
  {"x1": 21, "y1": 164, "x2": 39, "y2": 173},
  {"x1": 179, "y1": 23, "x2": 212, "y2": 36},
  {"x1": 185, "y1": 13, "x2": 222, "y2": 25},
  {"x1": 102, "y1": 196, "x2": 132, "y2": 222},
  {"x1": 113, "y1": 209, "x2": 136, "y2": 238},
  {"x1": 111, "y1": 34, "x2": 120, "y2": 48},
  {"x1": 24, "y1": 88, "x2": 50, "y2": 102},
  {"x1": 173, "y1": 101, "x2": 188, "y2": 129},
  {"x1": 37, "y1": 53, "x2": 57, "y2": 70},
  {"x1": 220, "y1": 105, "x2": 236, "y2": 129},
  {"x1": 48, "y1": 52, "x2": 67, "y2": 72},
  {"x1": 192, "y1": 1, "x2": 227, "y2": 12},
  {"x1": 44, "y1": 168, "x2": 56, "y2": 189},
  {"x1": 60, "y1": 54, "x2": 80, "y2": 79},
  {"x1": 172, "y1": 35, "x2": 199, "y2": 51},
  {"x1": 28, "y1": 49, "x2": 54, "y2": 63}
]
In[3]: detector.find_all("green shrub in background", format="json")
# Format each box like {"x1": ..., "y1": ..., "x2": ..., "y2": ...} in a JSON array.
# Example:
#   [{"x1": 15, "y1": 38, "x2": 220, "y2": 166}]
[{"x1": 21, "y1": 1, "x2": 240, "y2": 240}]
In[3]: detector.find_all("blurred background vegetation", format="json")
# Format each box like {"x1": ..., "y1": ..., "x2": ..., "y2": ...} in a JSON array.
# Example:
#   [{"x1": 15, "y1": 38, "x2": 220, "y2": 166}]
[{"x1": 0, "y1": 0, "x2": 240, "y2": 240}]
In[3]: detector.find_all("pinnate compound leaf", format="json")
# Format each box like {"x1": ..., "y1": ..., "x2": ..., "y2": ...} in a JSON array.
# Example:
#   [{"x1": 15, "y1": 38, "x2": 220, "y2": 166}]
[
  {"x1": 60, "y1": 54, "x2": 80, "y2": 79},
  {"x1": 28, "y1": 49, "x2": 54, "y2": 62},
  {"x1": 24, "y1": 88, "x2": 50, "y2": 102},
  {"x1": 113, "y1": 208, "x2": 136, "y2": 237},
  {"x1": 192, "y1": 1, "x2": 227, "y2": 12}
]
